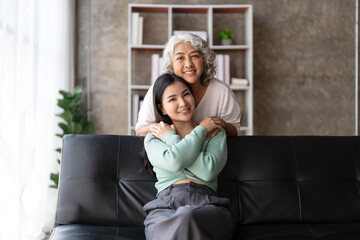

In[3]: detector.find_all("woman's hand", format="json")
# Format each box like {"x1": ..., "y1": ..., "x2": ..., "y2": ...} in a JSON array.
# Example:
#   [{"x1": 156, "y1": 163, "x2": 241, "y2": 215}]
[
  {"x1": 150, "y1": 121, "x2": 176, "y2": 139},
  {"x1": 200, "y1": 117, "x2": 233, "y2": 139},
  {"x1": 199, "y1": 117, "x2": 226, "y2": 135}
]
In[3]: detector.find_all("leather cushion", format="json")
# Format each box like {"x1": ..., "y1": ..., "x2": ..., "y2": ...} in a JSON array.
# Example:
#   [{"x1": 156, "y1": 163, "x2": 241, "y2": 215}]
[{"x1": 50, "y1": 224, "x2": 145, "y2": 240}]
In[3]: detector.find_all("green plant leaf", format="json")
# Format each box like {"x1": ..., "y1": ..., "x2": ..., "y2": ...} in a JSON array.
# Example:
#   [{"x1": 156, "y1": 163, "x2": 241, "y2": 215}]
[
  {"x1": 83, "y1": 122, "x2": 95, "y2": 134},
  {"x1": 57, "y1": 99, "x2": 72, "y2": 110},
  {"x1": 74, "y1": 123, "x2": 83, "y2": 134},
  {"x1": 70, "y1": 98, "x2": 85, "y2": 108},
  {"x1": 77, "y1": 116, "x2": 87, "y2": 125},
  {"x1": 52, "y1": 85, "x2": 95, "y2": 188},
  {"x1": 73, "y1": 86, "x2": 83, "y2": 99},
  {"x1": 56, "y1": 110, "x2": 73, "y2": 123},
  {"x1": 79, "y1": 108, "x2": 88, "y2": 116},
  {"x1": 67, "y1": 121, "x2": 75, "y2": 133},
  {"x1": 56, "y1": 133, "x2": 64, "y2": 138},
  {"x1": 59, "y1": 90, "x2": 71, "y2": 99},
  {"x1": 74, "y1": 86, "x2": 83, "y2": 95},
  {"x1": 58, "y1": 122, "x2": 68, "y2": 133},
  {"x1": 218, "y1": 28, "x2": 234, "y2": 40},
  {"x1": 50, "y1": 172, "x2": 59, "y2": 189}
]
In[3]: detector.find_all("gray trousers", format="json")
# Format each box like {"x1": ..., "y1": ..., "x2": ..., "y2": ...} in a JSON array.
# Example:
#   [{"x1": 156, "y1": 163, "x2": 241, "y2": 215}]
[{"x1": 143, "y1": 182, "x2": 235, "y2": 240}]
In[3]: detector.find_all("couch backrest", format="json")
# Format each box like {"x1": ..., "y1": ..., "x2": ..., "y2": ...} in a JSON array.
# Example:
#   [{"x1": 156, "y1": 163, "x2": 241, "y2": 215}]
[
  {"x1": 222, "y1": 136, "x2": 360, "y2": 225},
  {"x1": 56, "y1": 135, "x2": 156, "y2": 227},
  {"x1": 55, "y1": 135, "x2": 360, "y2": 227}
]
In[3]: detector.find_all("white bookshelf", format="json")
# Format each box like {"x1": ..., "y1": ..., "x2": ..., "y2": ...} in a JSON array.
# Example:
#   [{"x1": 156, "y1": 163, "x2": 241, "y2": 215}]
[{"x1": 128, "y1": 4, "x2": 253, "y2": 135}]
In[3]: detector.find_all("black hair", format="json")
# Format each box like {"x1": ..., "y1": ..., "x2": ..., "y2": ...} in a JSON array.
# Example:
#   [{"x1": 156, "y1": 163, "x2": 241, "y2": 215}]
[{"x1": 141, "y1": 73, "x2": 193, "y2": 176}]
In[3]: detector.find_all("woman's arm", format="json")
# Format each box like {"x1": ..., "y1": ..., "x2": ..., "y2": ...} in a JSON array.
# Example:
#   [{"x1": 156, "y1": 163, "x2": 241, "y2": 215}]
[
  {"x1": 210, "y1": 79, "x2": 242, "y2": 135},
  {"x1": 135, "y1": 124, "x2": 151, "y2": 136},
  {"x1": 225, "y1": 123, "x2": 238, "y2": 136},
  {"x1": 144, "y1": 126, "x2": 207, "y2": 172},
  {"x1": 220, "y1": 88, "x2": 241, "y2": 135},
  {"x1": 206, "y1": 117, "x2": 237, "y2": 137},
  {"x1": 135, "y1": 86, "x2": 155, "y2": 136},
  {"x1": 186, "y1": 130, "x2": 227, "y2": 181}
]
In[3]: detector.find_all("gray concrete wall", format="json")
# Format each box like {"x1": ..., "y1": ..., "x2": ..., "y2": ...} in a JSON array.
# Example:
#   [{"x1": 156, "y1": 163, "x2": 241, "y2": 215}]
[{"x1": 75, "y1": 0, "x2": 356, "y2": 135}]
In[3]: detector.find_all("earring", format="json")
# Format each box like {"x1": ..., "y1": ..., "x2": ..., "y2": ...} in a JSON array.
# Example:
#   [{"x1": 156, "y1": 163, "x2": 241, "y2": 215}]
[{"x1": 162, "y1": 112, "x2": 167, "y2": 116}]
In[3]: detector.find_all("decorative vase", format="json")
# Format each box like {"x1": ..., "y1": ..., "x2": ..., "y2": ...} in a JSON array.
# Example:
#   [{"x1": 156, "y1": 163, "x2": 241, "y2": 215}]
[{"x1": 221, "y1": 39, "x2": 232, "y2": 45}]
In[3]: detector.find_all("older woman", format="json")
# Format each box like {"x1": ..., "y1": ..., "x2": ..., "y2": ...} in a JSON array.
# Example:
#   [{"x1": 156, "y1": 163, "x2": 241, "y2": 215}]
[{"x1": 135, "y1": 33, "x2": 241, "y2": 137}]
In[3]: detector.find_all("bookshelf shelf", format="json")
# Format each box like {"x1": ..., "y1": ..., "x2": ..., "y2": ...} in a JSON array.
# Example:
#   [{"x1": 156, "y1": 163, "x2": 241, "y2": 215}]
[
  {"x1": 130, "y1": 45, "x2": 164, "y2": 50},
  {"x1": 240, "y1": 126, "x2": 251, "y2": 131},
  {"x1": 210, "y1": 45, "x2": 250, "y2": 50},
  {"x1": 172, "y1": 7, "x2": 209, "y2": 14},
  {"x1": 131, "y1": 7, "x2": 168, "y2": 13},
  {"x1": 128, "y1": 4, "x2": 253, "y2": 135},
  {"x1": 231, "y1": 86, "x2": 251, "y2": 91},
  {"x1": 130, "y1": 85, "x2": 151, "y2": 90}
]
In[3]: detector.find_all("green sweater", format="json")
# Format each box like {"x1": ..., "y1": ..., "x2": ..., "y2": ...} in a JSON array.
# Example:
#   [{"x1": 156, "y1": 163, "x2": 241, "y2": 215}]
[{"x1": 144, "y1": 126, "x2": 227, "y2": 195}]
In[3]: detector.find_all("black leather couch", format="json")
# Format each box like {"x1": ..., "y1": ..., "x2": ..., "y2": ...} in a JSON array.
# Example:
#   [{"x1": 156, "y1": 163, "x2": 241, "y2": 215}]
[{"x1": 50, "y1": 135, "x2": 360, "y2": 240}]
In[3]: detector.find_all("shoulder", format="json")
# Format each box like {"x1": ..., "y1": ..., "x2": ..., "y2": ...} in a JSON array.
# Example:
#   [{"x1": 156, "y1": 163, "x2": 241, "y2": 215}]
[
  {"x1": 206, "y1": 78, "x2": 236, "y2": 102},
  {"x1": 207, "y1": 78, "x2": 233, "y2": 95}
]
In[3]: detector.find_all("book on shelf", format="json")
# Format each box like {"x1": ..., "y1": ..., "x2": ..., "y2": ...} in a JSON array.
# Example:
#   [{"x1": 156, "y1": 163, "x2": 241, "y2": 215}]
[
  {"x1": 215, "y1": 54, "x2": 230, "y2": 85},
  {"x1": 224, "y1": 55, "x2": 230, "y2": 85},
  {"x1": 173, "y1": 30, "x2": 207, "y2": 41},
  {"x1": 151, "y1": 54, "x2": 163, "y2": 84},
  {"x1": 131, "y1": 12, "x2": 143, "y2": 45},
  {"x1": 231, "y1": 78, "x2": 249, "y2": 87},
  {"x1": 138, "y1": 15, "x2": 143, "y2": 44},
  {"x1": 132, "y1": 94, "x2": 144, "y2": 126}
]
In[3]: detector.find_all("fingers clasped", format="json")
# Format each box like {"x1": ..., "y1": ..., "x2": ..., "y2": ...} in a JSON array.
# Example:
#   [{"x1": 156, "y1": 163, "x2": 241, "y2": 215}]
[{"x1": 199, "y1": 116, "x2": 226, "y2": 134}]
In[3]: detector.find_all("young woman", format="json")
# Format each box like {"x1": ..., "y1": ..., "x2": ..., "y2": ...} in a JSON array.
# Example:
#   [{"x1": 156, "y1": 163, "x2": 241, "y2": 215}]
[
  {"x1": 142, "y1": 73, "x2": 235, "y2": 240},
  {"x1": 136, "y1": 33, "x2": 241, "y2": 137}
]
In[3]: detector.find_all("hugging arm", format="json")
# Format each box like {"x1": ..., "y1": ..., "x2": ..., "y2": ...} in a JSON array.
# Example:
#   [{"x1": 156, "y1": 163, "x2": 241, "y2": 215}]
[
  {"x1": 218, "y1": 84, "x2": 242, "y2": 136},
  {"x1": 186, "y1": 130, "x2": 227, "y2": 181},
  {"x1": 135, "y1": 86, "x2": 156, "y2": 136},
  {"x1": 144, "y1": 126, "x2": 207, "y2": 172},
  {"x1": 205, "y1": 117, "x2": 237, "y2": 138}
]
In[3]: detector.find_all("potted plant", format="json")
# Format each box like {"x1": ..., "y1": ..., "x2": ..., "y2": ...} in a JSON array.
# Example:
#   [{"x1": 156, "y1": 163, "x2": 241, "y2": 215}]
[
  {"x1": 50, "y1": 86, "x2": 95, "y2": 189},
  {"x1": 218, "y1": 29, "x2": 234, "y2": 45}
]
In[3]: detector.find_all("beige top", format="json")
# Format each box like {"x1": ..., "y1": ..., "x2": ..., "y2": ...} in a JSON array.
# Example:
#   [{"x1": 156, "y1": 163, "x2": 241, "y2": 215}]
[{"x1": 135, "y1": 78, "x2": 242, "y2": 134}]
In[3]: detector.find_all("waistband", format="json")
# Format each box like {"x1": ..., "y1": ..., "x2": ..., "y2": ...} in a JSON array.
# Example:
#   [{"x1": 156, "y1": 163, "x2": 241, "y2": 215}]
[{"x1": 158, "y1": 181, "x2": 216, "y2": 197}]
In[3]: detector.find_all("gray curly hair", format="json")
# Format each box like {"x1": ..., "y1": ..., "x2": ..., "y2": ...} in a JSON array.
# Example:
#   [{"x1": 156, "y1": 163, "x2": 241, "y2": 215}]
[{"x1": 161, "y1": 33, "x2": 216, "y2": 85}]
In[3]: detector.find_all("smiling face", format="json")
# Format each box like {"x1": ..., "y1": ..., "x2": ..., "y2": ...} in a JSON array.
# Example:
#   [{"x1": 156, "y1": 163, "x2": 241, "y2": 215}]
[
  {"x1": 171, "y1": 41, "x2": 204, "y2": 85},
  {"x1": 158, "y1": 80, "x2": 195, "y2": 123}
]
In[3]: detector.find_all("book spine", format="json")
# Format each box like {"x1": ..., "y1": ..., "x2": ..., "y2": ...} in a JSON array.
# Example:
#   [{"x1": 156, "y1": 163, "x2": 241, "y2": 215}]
[
  {"x1": 224, "y1": 54, "x2": 230, "y2": 85},
  {"x1": 151, "y1": 54, "x2": 160, "y2": 84},
  {"x1": 217, "y1": 54, "x2": 224, "y2": 82},
  {"x1": 132, "y1": 12, "x2": 139, "y2": 45},
  {"x1": 138, "y1": 16, "x2": 143, "y2": 45},
  {"x1": 132, "y1": 94, "x2": 140, "y2": 126}
]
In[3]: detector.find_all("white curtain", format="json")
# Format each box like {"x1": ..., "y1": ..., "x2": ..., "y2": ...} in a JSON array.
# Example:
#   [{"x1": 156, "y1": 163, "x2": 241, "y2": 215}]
[{"x1": 0, "y1": 0, "x2": 74, "y2": 239}]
